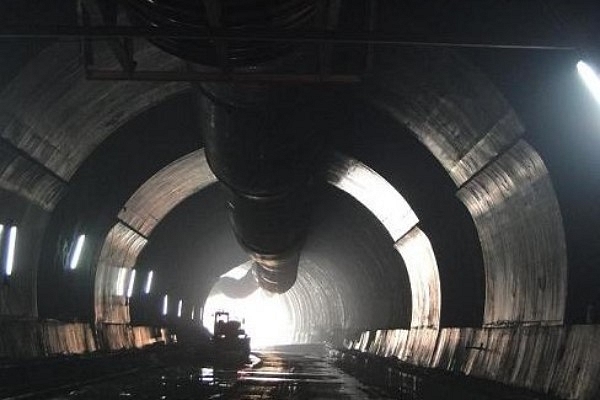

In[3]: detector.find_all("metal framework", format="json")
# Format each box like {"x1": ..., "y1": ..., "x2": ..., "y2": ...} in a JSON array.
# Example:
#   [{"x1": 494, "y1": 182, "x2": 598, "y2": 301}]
[{"x1": 0, "y1": 0, "x2": 575, "y2": 84}]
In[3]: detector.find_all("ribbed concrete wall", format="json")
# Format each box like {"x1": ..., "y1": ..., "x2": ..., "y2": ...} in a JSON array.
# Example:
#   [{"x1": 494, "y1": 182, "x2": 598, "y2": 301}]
[
  {"x1": 95, "y1": 223, "x2": 147, "y2": 324},
  {"x1": 118, "y1": 150, "x2": 216, "y2": 237},
  {"x1": 324, "y1": 154, "x2": 440, "y2": 329},
  {"x1": 94, "y1": 150, "x2": 217, "y2": 324},
  {"x1": 367, "y1": 48, "x2": 566, "y2": 327},
  {"x1": 457, "y1": 140, "x2": 567, "y2": 325},
  {"x1": 0, "y1": 319, "x2": 167, "y2": 360},
  {"x1": 349, "y1": 325, "x2": 600, "y2": 399},
  {"x1": 0, "y1": 42, "x2": 191, "y2": 322},
  {"x1": 0, "y1": 26, "x2": 581, "y2": 400}
]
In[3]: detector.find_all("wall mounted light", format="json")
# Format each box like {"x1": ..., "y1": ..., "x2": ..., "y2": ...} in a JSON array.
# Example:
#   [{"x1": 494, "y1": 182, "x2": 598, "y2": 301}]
[
  {"x1": 577, "y1": 60, "x2": 600, "y2": 105},
  {"x1": 163, "y1": 294, "x2": 168, "y2": 315},
  {"x1": 69, "y1": 234, "x2": 86, "y2": 270},
  {"x1": 126, "y1": 269, "x2": 136, "y2": 298},
  {"x1": 145, "y1": 270, "x2": 154, "y2": 294},
  {"x1": 5, "y1": 226, "x2": 17, "y2": 276},
  {"x1": 115, "y1": 268, "x2": 127, "y2": 296}
]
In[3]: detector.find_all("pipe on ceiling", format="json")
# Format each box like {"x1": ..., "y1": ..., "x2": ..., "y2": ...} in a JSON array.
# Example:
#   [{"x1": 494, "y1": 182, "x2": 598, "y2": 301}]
[
  {"x1": 122, "y1": 0, "x2": 338, "y2": 293},
  {"x1": 198, "y1": 86, "x2": 327, "y2": 293}
]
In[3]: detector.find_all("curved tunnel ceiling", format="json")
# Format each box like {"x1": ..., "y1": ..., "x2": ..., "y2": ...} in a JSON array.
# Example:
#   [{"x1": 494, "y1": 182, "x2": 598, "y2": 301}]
[
  {"x1": 0, "y1": 18, "x2": 581, "y2": 386},
  {"x1": 2, "y1": 1, "x2": 600, "y2": 397},
  {"x1": 0, "y1": 41, "x2": 187, "y2": 210},
  {"x1": 118, "y1": 149, "x2": 216, "y2": 237},
  {"x1": 97, "y1": 148, "x2": 440, "y2": 331},
  {"x1": 0, "y1": 37, "x2": 568, "y2": 332}
]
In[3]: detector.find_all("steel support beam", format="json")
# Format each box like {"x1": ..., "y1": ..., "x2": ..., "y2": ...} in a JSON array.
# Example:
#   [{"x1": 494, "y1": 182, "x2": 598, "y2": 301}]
[
  {"x1": 85, "y1": 69, "x2": 361, "y2": 83},
  {"x1": 0, "y1": 25, "x2": 575, "y2": 50}
]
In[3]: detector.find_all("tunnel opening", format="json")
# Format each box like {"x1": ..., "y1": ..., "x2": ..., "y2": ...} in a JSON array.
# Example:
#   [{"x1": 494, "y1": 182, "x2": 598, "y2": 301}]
[
  {"x1": 202, "y1": 261, "x2": 296, "y2": 349},
  {"x1": 202, "y1": 256, "x2": 348, "y2": 349}
]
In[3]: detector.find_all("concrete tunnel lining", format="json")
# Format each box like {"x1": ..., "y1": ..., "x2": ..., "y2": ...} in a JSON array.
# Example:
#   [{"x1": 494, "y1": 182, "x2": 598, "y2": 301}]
[
  {"x1": 2, "y1": 41, "x2": 564, "y2": 327},
  {"x1": 0, "y1": 33, "x2": 579, "y2": 397},
  {"x1": 96, "y1": 148, "x2": 441, "y2": 336}
]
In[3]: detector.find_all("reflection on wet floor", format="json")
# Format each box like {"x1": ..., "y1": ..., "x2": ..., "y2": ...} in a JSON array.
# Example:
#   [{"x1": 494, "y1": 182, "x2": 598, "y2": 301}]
[{"x1": 45, "y1": 351, "x2": 394, "y2": 400}]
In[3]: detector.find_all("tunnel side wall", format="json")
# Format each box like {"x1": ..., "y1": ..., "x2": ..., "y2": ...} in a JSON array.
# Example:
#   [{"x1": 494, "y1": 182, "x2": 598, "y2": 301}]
[
  {"x1": 349, "y1": 48, "x2": 577, "y2": 398},
  {"x1": 367, "y1": 48, "x2": 567, "y2": 327},
  {"x1": 0, "y1": 319, "x2": 171, "y2": 360},
  {"x1": 0, "y1": 34, "x2": 578, "y2": 399},
  {"x1": 0, "y1": 42, "x2": 190, "y2": 322},
  {"x1": 349, "y1": 325, "x2": 600, "y2": 400}
]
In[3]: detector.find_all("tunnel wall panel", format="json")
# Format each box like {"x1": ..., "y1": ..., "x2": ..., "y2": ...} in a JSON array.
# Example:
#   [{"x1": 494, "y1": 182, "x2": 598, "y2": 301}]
[
  {"x1": 507, "y1": 326, "x2": 564, "y2": 392},
  {"x1": 118, "y1": 149, "x2": 217, "y2": 237},
  {"x1": 132, "y1": 326, "x2": 165, "y2": 348},
  {"x1": 367, "y1": 329, "x2": 405, "y2": 359},
  {"x1": 0, "y1": 320, "x2": 43, "y2": 359},
  {"x1": 99, "y1": 323, "x2": 136, "y2": 351},
  {"x1": 457, "y1": 140, "x2": 567, "y2": 326},
  {"x1": 352, "y1": 325, "x2": 600, "y2": 399},
  {"x1": 432, "y1": 327, "x2": 474, "y2": 373},
  {"x1": 394, "y1": 227, "x2": 441, "y2": 329},
  {"x1": 368, "y1": 329, "x2": 389, "y2": 357},
  {"x1": 367, "y1": 328, "x2": 439, "y2": 367},
  {"x1": 94, "y1": 223, "x2": 147, "y2": 324},
  {"x1": 367, "y1": 49, "x2": 524, "y2": 187},
  {"x1": 0, "y1": 319, "x2": 167, "y2": 360},
  {"x1": 462, "y1": 327, "x2": 564, "y2": 393},
  {"x1": 0, "y1": 141, "x2": 66, "y2": 210},
  {"x1": 41, "y1": 322, "x2": 97, "y2": 355},
  {"x1": 550, "y1": 325, "x2": 600, "y2": 400},
  {"x1": 402, "y1": 328, "x2": 439, "y2": 367},
  {"x1": 289, "y1": 259, "x2": 347, "y2": 344},
  {"x1": 354, "y1": 330, "x2": 373, "y2": 352},
  {"x1": 0, "y1": 42, "x2": 188, "y2": 181},
  {"x1": 305, "y1": 188, "x2": 413, "y2": 332},
  {"x1": 322, "y1": 155, "x2": 437, "y2": 330},
  {"x1": 463, "y1": 328, "x2": 512, "y2": 381},
  {"x1": 390, "y1": 329, "x2": 410, "y2": 360},
  {"x1": 324, "y1": 153, "x2": 418, "y2": 241},
  {"x1": 363, "y1": 49, "x2": 568, "y2": 332}
]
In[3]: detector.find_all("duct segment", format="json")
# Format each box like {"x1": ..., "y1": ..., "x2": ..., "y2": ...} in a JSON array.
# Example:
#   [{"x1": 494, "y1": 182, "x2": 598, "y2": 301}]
[
  {"x1": 199, "y1": 89, "x2": 324, "y2": 294},
  {"x1": 251, "y1": 251, "x2": 300, "y2": 294}
]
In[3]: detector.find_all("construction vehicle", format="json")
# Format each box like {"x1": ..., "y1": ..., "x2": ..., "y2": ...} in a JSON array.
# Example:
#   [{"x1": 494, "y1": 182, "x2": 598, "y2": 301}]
[{"x1": 212, "y1": 311, "x2": 251, "y2": 363}]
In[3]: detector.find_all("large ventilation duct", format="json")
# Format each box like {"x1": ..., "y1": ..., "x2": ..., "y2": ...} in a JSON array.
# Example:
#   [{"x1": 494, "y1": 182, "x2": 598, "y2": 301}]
[
  {"x1": 198, "y1": 86, "x2": 327, "y2": 293},
  {"x1": 122, "y1": 0, "x2": 339, "y2": 293}
]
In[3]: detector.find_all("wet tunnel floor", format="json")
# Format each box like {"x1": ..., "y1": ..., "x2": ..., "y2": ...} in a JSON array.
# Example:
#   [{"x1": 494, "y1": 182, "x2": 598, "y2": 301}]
[{"x1": 42, "y1": 351, "x2": 395, "y2": 400}]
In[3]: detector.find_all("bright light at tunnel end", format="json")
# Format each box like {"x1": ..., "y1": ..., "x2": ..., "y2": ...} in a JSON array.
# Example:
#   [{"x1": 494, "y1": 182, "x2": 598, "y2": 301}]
[
  {"x1": 577, "y1": 60, "x2": 600, "y2": 105},
  {"x1": 203, "y1": 262, "x2": 296, "y2": 349}
]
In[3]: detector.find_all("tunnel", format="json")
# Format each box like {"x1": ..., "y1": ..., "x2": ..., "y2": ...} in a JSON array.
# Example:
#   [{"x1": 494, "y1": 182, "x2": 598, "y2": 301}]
[{"x1": 1, "y1": 1, "x2": 600, "y2": 399}]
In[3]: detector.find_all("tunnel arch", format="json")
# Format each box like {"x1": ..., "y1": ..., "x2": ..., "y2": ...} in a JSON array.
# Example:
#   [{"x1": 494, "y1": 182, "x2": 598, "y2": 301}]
[
  {"x1": 0, "y1": 36, "x2": 571, "y2": 395},
  {"x1": 363, "y1": 48, "x2": 567, "y2": 325},
  {"x1": 95, "y1": 149, "x2": 217, "y2": 323},
  {"x1": 98, "y1": 149, "x2": 442, "y2": 334},
  {"x1": 1, "y1": 40, "x2": 566, "y2": 329},
  {"x1": 203, "y1": 257, "x2": 348, "y2": 348}
]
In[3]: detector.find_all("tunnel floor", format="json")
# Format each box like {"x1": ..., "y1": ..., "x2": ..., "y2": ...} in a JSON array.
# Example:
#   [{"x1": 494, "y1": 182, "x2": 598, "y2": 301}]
[{"x1": 38, "y1": 350, "x2": 394, "y2": 400}]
